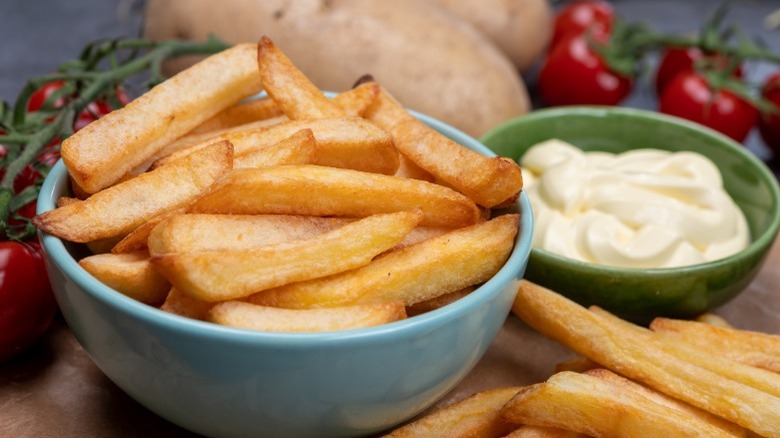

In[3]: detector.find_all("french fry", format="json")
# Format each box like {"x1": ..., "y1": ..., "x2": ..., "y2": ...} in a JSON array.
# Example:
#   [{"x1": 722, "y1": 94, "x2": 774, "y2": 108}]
[
  {"x1": 62, "y1": 43, "x2": 261, "y2": 194},
  {"x1": 34, "y1": 141, "x2": 233, "y2": 242},
  {"x1": 111, "y1": 208, "x2": 185, "y2": 254},
  {"x1": 384, "y1": 387, "x2": 522, "y2": 438},
  {"x1": 650, "y1": 317, "x2": 780, "y2": 374},
  {"x1": 590, "y1": 307, "x2": 780, "y2": 398},
  {"x1": 56, "y1": 196, "x2": 79, "y2": 208},
  {"x1": 151, "y1": 210, "x2": 423, "y2": 302},
  {"x1": 154, "y1": 117, "x2": 399, "y2": 175},
  {"x1": 148, "y1": 214, "x2": 351, "y2": 255},
  {"x1": 553, "y1": 356, "x2": 600, "y2": 374},
  {"x1": 511, "y1": 281, "x2": 780, "y2": 436},
  {"x1": 365, "y1": 87, "x2": 523, "y2": 208},
  {"x1": 206, "y1": 300, "x2": 407, "y2": 333},
  {"x1": 160, "y1": 288, "x2": 215, "y2": 320},
  {"x1": 78, "y1": 251, "x2": 169, "y2": 304},
  {"x1": 234, "y1": 129, "x2": 317, "y2": 169},
  {"x1": 188, "y1": 165, "x2": 481, "y2": 228},
  {"x1": 501, "y1": 371, "x2": 738, "y2": 437},
  {"x1": 406, "y1": 287, "x2": 474, "y2": 316},
  {"x1": 395, "y1": 153, "x2": 435, "y2": 182},
  {"x1": 249, "y1": 214, "x2": 518, "y2": 309},
  {"x1": 504, "y1": 426, "x2": 583, "y2": 438},
  {"x1": 257, "y1": 36, "x2": 344, "y2": 119}
]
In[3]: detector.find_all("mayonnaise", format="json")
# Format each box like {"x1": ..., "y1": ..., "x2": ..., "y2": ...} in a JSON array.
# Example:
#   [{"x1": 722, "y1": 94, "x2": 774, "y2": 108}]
[{"x1": 521, "y1": 139, "x2": 749, "y2": 268}]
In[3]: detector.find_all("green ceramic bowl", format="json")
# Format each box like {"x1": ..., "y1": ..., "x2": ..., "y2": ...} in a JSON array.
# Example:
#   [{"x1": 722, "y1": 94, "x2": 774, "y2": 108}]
[{"x1": 481, "y1": 106, "x2": 780, "y2": 323}]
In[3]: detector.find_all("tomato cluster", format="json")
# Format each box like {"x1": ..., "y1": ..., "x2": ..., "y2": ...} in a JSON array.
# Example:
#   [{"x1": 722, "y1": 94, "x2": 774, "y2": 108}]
[
  {"x1": 0, "y1": 81, "x2": 128, "y2": 363},
  {"x1": 538, "y1": 0, "x2": 780, "y2": 150}
]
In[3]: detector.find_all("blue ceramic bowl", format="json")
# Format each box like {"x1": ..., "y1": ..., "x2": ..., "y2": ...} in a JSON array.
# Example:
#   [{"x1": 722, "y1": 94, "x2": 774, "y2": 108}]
[
  {"x1": 37, "y1": 113, "x2": 533, "y2": 438},
  {"x1": 481, "y1": 106, "x2": 780, "y2": 323}
]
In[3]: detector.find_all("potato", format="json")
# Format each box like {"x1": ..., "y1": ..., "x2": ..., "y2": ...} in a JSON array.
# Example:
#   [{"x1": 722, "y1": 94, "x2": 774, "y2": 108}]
[
  {"x1": 143, "y1": 0, "x2": 530, "y2": 137},
  {"x1": 426, "y1": 0, "x2": 553, "y2": 71}
]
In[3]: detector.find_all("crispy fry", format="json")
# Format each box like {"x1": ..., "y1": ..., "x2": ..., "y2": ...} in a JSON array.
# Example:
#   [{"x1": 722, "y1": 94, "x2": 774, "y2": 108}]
[
  {"x1": 511, "y1": 281, "x2": 780, "y2": 437},
  {"x1": 584, "y1": 369, "x2": 745, "y2": 437},
  {"x1": 62, "y1": 43, "x2": 260, "y2": 193},
  {"x1": 160, "y1": 288, "x2": 216, "y2": 320},
  {"x1": 234, "y1": 129, "x2": 317, "y2": 168},
  {"x1": 365, "y1": 87, "x2": 522, "y2": 207},
  {"x1": 111, "y1": 208, "x2": 185, "y2": 254},
  {"x1": 152, "y1": 210, "x2": 423, "y2": 302},
  {"x1": 395, "y1": 153, "x2": 435, "y2": 182},
  {"x1": 553, "y1": 356, "x2": 600, "y2": 374},
  {"x1": 650, "y1": 317, "x2": 780, "y2": 374},
  {"x1": 148, "y1": 214, "x2": 351, "y2": 255},
  {"x1": 34, "y1": 141, "x2": 233, "y2": 242},
  {"x1": 406, "y1": 287, "x2": 474, "y2": 317},
  {"x1": 85, "y1": 235, "x2": 124, "y2": 255},
  {"x1": 188, "y1": 165, "x2": 480, "y2": 228},
  {"x1": 384, "y1": 387, "x2": 521, "y2": 438},
  {"x1": 207, "y1": 300, "x2": 406, "y2": 333},
  {"x1": 590, "y1": 307, "x2": 780, "y2": 398},
  {"x1": 501, "y1": 371, "x2": 738, "y2": 437},
  {"x1": 249, "y1": 214, "x2": 518, "y2": 309},
  {"x1": 78, "y1": 251, "x2": 169, "y2": 304},
  {"x1": 56, "y1": 196, "x2": 79, "y2": 208},
  {"x1": 504, "y1": 426, "x2": 583, "y2": 438},
  {"x1": 257, "y1": 36, "x2": 344, "y2": 119},
  {"x1": 155, "y1": 117, "x2": 398, "y2": 175}
]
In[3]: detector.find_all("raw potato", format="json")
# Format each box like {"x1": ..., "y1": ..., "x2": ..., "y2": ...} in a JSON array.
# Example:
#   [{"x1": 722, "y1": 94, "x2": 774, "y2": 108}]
[
  {"x1": 426, "y1": 0, "x2": 553, "y2": 71},
  {"x1": 143, "y1": 0, "x2": 530, "y2": 137}
]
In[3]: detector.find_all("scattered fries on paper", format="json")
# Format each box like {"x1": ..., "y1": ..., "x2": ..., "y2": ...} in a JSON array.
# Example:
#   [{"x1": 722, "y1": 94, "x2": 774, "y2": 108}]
[
  {"x1": 384, "y1": 280, "x2": 779, "y2": 437},
  {"x1": 34, "y1": 36, "x2": 523, "y2": 333}
]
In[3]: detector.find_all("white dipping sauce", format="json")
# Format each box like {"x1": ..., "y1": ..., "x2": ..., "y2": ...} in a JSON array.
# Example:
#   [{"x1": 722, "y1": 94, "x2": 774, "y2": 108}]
[{"x1": 520, "y1": 139, "x2": 749, "y2": 268}]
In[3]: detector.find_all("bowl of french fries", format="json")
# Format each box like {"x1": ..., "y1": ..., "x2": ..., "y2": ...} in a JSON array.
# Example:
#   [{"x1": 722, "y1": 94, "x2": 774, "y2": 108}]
[
  {"x1": 482, "y1": 106, "x2": 780, "y2": 323},
  {"x1": 34, "y1": 37, "x2": 532, "y2": 437}
]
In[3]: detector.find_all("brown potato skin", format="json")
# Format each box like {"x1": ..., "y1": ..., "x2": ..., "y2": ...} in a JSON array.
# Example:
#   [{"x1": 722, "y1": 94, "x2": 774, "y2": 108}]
[{"x1": 143, "y1": 0, "x2": 530, "y2": 137}]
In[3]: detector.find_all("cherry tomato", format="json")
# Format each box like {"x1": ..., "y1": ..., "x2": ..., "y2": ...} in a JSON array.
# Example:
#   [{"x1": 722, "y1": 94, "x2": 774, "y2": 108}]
[
  {"x1": 538, "y1": 27, "x2": 633, "y2": 106},
  {"x1": 26, "y1": 80, "x2": 67, "y2": 112},
  {"x1": 758, "y1": 72, "x2": 780, "y2": 153},
  {"x1": 0, "y1": 240, "x2": 57, "y2": 363},
  {"x1": 659, "y1": 71, "x2": 757, "y2": 143},
  {"x1": 655, "y1": 47, "x2": 743, "y2": 96},
  {"x1": 551, "y1": 0, "x2": 614, "y2": 50}
]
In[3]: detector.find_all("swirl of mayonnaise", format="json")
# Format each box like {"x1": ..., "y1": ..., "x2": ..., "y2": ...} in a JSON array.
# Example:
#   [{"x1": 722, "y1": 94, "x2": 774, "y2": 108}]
[{"x1": 521, "y1": 139, "x2": 749, "y2": 268}]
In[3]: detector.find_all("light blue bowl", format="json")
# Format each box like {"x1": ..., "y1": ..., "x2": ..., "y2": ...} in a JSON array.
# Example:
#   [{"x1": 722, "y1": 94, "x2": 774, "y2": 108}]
[{"x1": 37, "y1": 113, "x2": 533, "y2": 438}]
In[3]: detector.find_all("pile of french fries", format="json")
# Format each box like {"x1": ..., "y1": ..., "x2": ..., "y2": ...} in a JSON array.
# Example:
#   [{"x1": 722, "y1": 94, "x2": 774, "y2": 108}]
[
  {"x1": 385, "y1": 280, "x2": 780, "y2": 437},
  {"x1": 34, "y1": 37, "x2": 524, "y2": 333}
]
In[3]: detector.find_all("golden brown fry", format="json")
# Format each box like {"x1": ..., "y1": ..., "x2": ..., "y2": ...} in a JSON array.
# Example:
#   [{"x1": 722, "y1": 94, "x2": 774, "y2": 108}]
[
  {"x1": 111, "y1": 208, "x2": 185, "y2": 254},
  {"x1": 35, "y1": 141, "x2": 233, "y2": 243},
  {"x1": 406, "y1": 287, "x2": 474, "y2": 317},
  {"x1": 148, "y1": 214, "x2": 351, "y2": 255},
  {"x1": 257, "y1": 36, "x2": 344, "y2": 119},
  {"x1": 189, "y1": 81, "x2": 380, "y2": 135},
  {"x1": 395, "y1": 153, "x2": 435, "y2": 182},
  {"x1": 207, "y1": 300, "x2": 407, "y2": 333},
  {"x1": 62, "y1": 43, "x2": 260, "y2": 194},
  {"x1": 696, "y1": 312, "x2": 734, "y2": 328},
  {"x1": 590, "y1": 307, "x2": 780, "y2": 398},
  {"x1": 650, "y1": 317, "x2": 780, "y2": 374},
  {"x1": 155, "y1": 117, "x2": 398, "y2": 175},
  {"x1": 56, "y1": 196, "x2": 80, "y2": 208},
  {"x1": 85, "y1": 235, "x2": 124, "y2": 255},
  {"x1": 160, "y1": 288, "x2": 216, "y2": 320},
  {"x1": 79, "y1": 251, "x2": 169, "y2": 304},
  {"x1": 384, "y1": 387, "x2": 521, "y2": 438},
  {"x1": 365, "y1": 87, "x2": 522, "y2": 207},
  {"x1": 249, "y1": 214, "x2": 518, "y2": 309},
  {"x1": 152, "y1": 210, "x2": 423, "y2": 302},
  {"x1": 501, "y1": 371, "x2": 737, "y2": 438},
  {"x1": 584, "y1": 369, "x2": 744, "y2": 437},
  {"x1": 511, "y1": 281, "x2": 780, "y2": 437},
  {"x1": 553, "y1": 356, "x2": 600, "y2": 374},
  {"x1": 234, "y1": 129, "x2": 317, "y2": 169},
  {"x1": 504, "y1": 426, "x2": 584, "y2": 438},
  {"x1": 188, "y1": 165, "x2": 480, "y2": 228}
]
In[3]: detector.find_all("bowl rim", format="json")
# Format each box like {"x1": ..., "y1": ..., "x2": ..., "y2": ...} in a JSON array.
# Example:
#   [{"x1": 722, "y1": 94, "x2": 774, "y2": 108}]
[
  {"x1": 481, "y1": 105, "x2": 780, "y2": 276},
  {"x1": 37, "y1": 112, "x2": 533, "y2": 346}
]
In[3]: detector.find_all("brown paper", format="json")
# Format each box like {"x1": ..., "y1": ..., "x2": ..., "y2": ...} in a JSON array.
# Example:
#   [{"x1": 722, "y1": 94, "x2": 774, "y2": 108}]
[{"x1": 1, "y1": 237, "x2": 778, "y2": 437}]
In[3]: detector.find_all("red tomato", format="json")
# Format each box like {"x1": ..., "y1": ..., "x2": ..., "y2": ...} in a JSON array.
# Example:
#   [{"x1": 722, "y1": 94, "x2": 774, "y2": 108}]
[
  {"x1": 659, "y1": 71, "x2": 757, "y2": 142},
  {"x1": 538, "y1": 27, "x2": 633, "y2": 106},
  {"x1": 26, "y1": 80, "x2": 67, "y2": 112},
  {"x1": 0, "y1": 241, "x2": 57, "y2": 363},
  {"x1": 551, "y1": 0, "x2": 614, "y2": 50},
  {"x1": 758, "y1": 72, "x2": 780, "y2": 153},
  {"x1": 655, "y1": 47, "x2": 743, "y2": 96}
]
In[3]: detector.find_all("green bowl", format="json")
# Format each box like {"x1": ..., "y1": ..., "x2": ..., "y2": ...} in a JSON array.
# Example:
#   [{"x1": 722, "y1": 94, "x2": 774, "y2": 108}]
[{"x1": 481, "y1": 106, "x2": 780, "y2": 323}]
